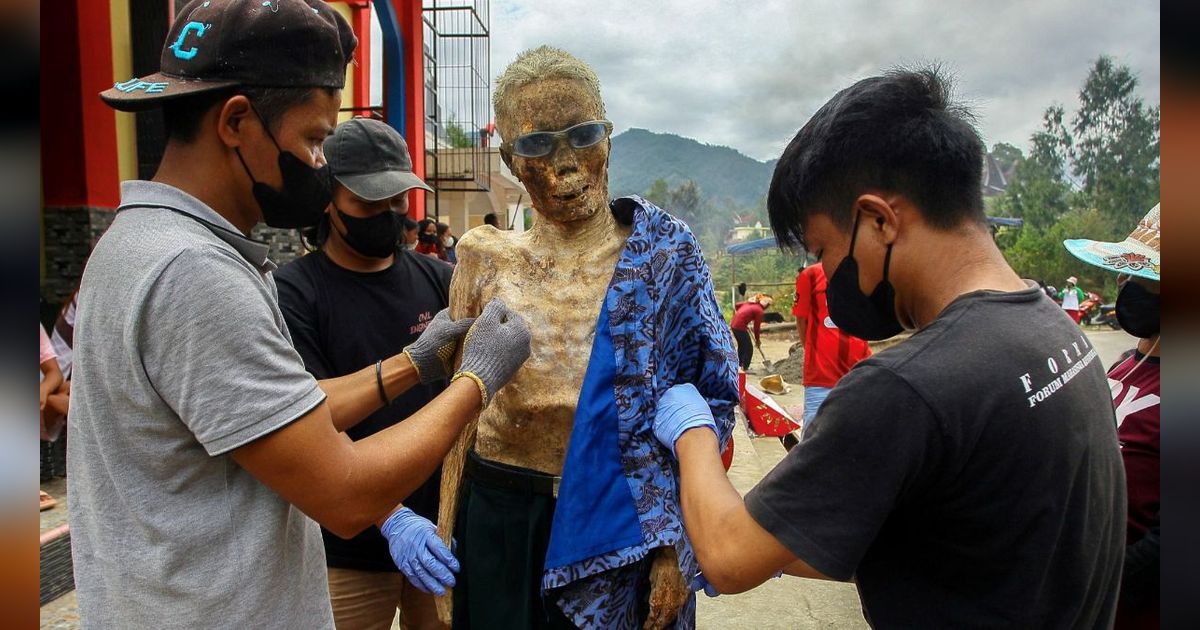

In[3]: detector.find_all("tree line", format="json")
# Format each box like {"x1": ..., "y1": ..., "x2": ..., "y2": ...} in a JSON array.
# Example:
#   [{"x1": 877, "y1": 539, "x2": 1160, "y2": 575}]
[{"x1": 644, "y1": 56, "x2": 1159, "y2": 306}]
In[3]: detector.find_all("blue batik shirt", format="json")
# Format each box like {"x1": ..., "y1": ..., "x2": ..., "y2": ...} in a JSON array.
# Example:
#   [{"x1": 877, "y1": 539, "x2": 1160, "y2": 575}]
[{"x1": 541, "y1": 196, "x2": 739, "y2": 629}]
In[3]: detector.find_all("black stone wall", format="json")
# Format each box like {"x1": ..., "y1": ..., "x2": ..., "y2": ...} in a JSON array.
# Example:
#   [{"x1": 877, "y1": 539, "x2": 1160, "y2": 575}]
[{"x1": 40, "y1": 207, "x2": 115, "y2": 310}]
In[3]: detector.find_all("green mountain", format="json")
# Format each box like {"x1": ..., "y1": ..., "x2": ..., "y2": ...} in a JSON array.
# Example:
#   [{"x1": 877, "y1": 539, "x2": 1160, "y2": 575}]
[{"x1": 608, "y1": 128, "x2": 776, "y2": 207}]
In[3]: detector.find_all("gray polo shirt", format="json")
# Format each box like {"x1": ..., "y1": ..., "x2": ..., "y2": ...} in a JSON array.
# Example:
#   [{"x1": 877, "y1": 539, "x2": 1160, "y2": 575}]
[{"x1": 68, "y1": 181, "x2": 331, "y2": 628}]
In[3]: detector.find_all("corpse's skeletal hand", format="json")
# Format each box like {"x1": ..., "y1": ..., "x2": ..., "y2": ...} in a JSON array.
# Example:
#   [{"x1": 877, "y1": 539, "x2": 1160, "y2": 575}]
[{"x1": 644, "y1": 546, "x2": 688, "y2": 630}]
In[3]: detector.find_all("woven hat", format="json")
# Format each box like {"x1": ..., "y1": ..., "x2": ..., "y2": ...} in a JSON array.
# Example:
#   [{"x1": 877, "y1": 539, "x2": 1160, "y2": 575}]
[
  {"x1": 758, "y1": 374, "x2": 791, "y2": 395},
  {"x1": 1063, "y1": 203, "x2": 1160, "y2": 281}
]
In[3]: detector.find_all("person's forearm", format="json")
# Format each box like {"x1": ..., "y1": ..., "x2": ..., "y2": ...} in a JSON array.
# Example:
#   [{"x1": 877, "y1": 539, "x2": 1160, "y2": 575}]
[
  {"x1": 675, "y1": 430, "x2": 768, "y2": 591},
  {"x1": 795, "y1": 317, "x2": 807, "y2": 344},
  {"x1": 375, "y1": 503, "x2": 405, "y2": 528},
  {"x1": 319, "y1": 353, "x2": 421, "y2": 432},
  {"x1": 341, "y1": 378, "x2": 482, "y2": 531},
  {"x1": 40, "y1": 364, "x2": 63, "y2": 401}
]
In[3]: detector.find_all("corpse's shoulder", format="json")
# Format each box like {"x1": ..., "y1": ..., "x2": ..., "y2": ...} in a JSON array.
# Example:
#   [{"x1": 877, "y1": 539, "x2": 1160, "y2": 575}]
[{"x1": 455, "y1": 225, "x2": 530, "y2": 265}]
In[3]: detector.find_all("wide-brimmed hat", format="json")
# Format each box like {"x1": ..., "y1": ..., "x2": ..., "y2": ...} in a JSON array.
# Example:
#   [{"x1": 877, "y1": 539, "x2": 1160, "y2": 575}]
[
  {"x1": 758, "y1": 374, "x2": 791, "y2": 395},
  {"x1": 1063, "y1": 203, "x2": 1160, "y2": 281},
  {"x1": 100, "y1": 0, "x2": 357, "y2": 112}
]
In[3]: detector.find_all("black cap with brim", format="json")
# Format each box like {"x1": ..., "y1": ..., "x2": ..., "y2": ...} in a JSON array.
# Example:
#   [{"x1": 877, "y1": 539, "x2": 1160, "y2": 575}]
[
  {"x1": 100, "y1": 72, "x2": 242, "y2": 112},
  {"x1": 100, "y1": 0, "x2": 356, "y2": 112},
  {"x1": 336, "y1": 170, "x2": 434, "y2": 203}
]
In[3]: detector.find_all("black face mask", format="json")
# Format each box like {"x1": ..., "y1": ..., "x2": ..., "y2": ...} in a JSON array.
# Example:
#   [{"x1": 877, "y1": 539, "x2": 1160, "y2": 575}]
[
  {"x1": 336, "y1": 208, "x2": 401, "y2": 259},
  {"x1": 825, "y1": 211, "x2": 905, "y2": 341},
  {"x1": 234, "y1": 106, "x2": 333, "y2": 229},
  {"x1": 418, "y1": 232, "x2": 438, "y2": 244},
  {"x1": 1115, "y1": 280, "x2": 1159, "y2": 338}
]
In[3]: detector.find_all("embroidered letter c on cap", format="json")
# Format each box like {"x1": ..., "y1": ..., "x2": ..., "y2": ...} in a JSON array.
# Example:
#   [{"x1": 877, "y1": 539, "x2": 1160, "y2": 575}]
[{"x1": 169, "y1": 22, "x2": 208, "y2": 60}]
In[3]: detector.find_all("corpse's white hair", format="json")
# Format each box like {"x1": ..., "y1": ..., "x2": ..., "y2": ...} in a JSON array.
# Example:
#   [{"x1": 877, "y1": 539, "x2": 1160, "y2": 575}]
[{"x1": 493, "y1": 45, "x2": 605, "y2": 125}]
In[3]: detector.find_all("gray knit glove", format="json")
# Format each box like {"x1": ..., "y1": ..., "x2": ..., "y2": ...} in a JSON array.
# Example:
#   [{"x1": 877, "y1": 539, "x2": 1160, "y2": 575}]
[
  {"x1": 402, "y1": 309, "x2": 475, "y2": 384},
  {"x1": 451, "y1": 298, "x2": 532, "y2": 406}
]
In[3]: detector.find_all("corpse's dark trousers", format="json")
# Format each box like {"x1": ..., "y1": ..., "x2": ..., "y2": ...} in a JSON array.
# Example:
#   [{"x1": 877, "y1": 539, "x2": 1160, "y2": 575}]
[
  {"x1": 732, "y1": 329, "x2": 754, "y2": 370},
  {"x1": 452, "y1": 452, "x2": 575, "y2": 630}
]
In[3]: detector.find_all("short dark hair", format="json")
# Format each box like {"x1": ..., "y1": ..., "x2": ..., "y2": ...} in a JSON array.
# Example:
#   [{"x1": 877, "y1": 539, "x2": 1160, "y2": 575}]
[
  {"x1": 402, "y1": 216, "x2": 418, "y2": 231},
  {"x1": 767, "y1": 67, "x2": 985, "y2": 251},
  {"x1": 162, "y1": 86, "x2": 330, "y2": 143},
  {"x1": 483, "y1": 212, "x2": 498, "y2": 226}
]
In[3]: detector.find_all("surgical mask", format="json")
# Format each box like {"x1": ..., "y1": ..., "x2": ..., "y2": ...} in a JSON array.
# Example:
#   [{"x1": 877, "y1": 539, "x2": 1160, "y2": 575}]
[
  {"x1": 825, "y1": 211, "x2": 904, "y2": 340},
  {"x1": 234, "y1": 106, "x2": 333, "y2": 229},
  {"x1": 418, "y1": 232, "x2": 438, "y2": 245},
  {"x1": 1115, "y1": 280, "x2": 1159, "y2": 338},
  {"x1": 336, "y1": 208, "x2": 401, "y2": 259}
]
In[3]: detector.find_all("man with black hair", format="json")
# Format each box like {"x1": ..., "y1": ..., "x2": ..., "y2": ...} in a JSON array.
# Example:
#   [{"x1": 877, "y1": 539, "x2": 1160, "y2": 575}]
[
  {"x1": 483, "y1": 212, "x2": 499, "y2": 228},
  {"x1": 276, "y1": 117, "x2": 452, "y2": 629},
  {"x1": 69, "y1": 2, "x2": 530, "y2": 627},
  {"x1": 652, "y1": 67, "x2": 1125, "y2": 627}
]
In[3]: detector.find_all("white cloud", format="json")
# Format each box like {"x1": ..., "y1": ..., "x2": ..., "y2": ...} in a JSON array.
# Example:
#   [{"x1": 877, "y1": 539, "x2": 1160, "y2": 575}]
[{"x1": 487, "y1": 0, "x2": 1159, "y2": 161}]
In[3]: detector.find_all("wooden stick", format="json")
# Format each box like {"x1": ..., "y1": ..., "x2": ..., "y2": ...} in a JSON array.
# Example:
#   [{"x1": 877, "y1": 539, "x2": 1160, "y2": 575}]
[{"x1": 435, "y1": 417, "x2": 477, "y2": 624}]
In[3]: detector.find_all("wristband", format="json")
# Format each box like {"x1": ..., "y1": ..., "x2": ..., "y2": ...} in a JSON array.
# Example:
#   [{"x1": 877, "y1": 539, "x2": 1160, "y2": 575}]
[{"x1": 375, "y1": 359, "x2": 389, "y2": 405}]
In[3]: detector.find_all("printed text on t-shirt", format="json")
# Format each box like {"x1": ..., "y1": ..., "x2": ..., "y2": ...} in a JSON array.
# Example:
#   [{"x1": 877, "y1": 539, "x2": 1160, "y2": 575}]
[
  {"x1": 1018, "y1": 334, "x2": 1097, "y2": 408},
  {"x1": 409, "y1": 310, "x2": 434, "y2": 335}
]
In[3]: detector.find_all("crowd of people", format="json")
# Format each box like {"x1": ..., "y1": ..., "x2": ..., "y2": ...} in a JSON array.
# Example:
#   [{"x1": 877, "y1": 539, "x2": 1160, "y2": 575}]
[{"x1": 44, "y1": 1, "x2": 1159, "y2": 629}]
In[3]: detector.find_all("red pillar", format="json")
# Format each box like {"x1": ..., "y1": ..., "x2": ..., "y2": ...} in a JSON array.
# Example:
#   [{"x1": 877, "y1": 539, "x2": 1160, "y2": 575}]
[
  {"x1": 393, "y1": 0, "x2": 426, "y2": 219},
  {"x1": 350, "y1": 1, "x2": 371, "y2": 113},
  {"x1": 42, "y1": 0, "x2": 119, "y2": 208},
  {"x1": 42, "y1": 0, "x2": 120, "y2": 209}
]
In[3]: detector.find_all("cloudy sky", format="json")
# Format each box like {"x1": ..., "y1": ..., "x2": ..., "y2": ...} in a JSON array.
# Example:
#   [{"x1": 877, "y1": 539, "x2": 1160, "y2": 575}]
[{"x1": 480, "y1": 0, "x2": 1159, "y2": 162}]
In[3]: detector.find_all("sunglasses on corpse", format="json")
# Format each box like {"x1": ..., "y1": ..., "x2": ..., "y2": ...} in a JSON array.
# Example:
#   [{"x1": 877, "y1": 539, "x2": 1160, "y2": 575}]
[{"x1": 503, "y1": 120, "x2": 614, "y2": 158}]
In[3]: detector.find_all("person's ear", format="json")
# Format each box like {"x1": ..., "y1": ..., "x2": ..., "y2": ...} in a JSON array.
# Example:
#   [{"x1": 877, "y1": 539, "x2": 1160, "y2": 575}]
[
  {"x1": 216, "y1": 94, "x2": 256, "y2": 149},
  {"x1": 853, "y1": 194, "x2": 900, "y2": 246}
]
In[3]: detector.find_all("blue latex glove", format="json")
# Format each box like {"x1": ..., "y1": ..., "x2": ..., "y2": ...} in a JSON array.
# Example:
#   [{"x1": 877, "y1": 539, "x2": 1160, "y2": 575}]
[
  {"x1": 691, "y1": 572, "x2": 722, "y2": 598},
  {"x1": 692, "y1": 569, "x2": 783, "y2": 598},
  {"x1": 654, "y1": 383, "x2": 717, "y2": 458},
  {"x1": 380, "y1": 507, "x2": 459, "y2": 595}
]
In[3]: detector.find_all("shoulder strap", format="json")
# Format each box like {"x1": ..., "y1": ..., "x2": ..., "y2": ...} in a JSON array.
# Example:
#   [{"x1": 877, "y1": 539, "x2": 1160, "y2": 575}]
[{"x1": 117, "y1": 203, "x2": 268, "y2": 245}]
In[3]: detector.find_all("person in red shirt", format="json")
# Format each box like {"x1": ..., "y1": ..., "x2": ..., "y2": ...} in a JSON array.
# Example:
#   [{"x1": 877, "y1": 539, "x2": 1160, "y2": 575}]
[
  {"x1": 792, "y1": 264, "x2": 871, "y2": 436},
  {"x1": 731, "y1": 293, "x2": 772, "y2": 371},
  {"x1": 1064, "y1": 202, "x2": 1160, "y2": 629}
]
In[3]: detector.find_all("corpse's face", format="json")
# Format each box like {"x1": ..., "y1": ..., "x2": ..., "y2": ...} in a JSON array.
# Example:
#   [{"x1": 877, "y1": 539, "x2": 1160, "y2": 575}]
[{"x1": 498, "y1": 78, "x2": 609, "y2": 224}]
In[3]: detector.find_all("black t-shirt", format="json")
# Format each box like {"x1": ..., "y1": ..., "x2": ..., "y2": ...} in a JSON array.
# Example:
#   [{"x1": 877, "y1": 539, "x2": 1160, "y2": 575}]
[
  {"x1": 275, "y1": 248, "x2": 453, "y2": 572},
  {"x1": 746, "y1": 286, "x2": 1126, "y2": 628}
]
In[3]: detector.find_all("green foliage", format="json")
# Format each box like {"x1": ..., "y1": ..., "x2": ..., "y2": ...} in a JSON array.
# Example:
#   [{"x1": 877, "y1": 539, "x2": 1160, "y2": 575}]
[
  {"x1": 1002, "y1": 206, "x2": 1120, "y2": 298},
  {"x1": 445, "y1": 117, "x2": 475, "y2": 149},
  {"x1": 1069, "y1": 56, "x2": 1161, "y2": 230},
  {"x1": 995, "y1": 56, "x2": 1159, "y2": 300},
  {"x1": 643, "y1": 178, "x2": 736, "y2": 255},
  {"x1": 707, "y1": 249, "x2": 805, "y2": 323},
  {"x1": 990, "y1": 142, "x2": 1024, "y2": 174}
]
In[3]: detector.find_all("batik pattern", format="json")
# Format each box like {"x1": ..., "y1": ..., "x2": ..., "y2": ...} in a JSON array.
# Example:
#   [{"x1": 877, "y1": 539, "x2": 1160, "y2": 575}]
[{"x1": 543, "y1": 196, "x2": 739, "y2": 629}]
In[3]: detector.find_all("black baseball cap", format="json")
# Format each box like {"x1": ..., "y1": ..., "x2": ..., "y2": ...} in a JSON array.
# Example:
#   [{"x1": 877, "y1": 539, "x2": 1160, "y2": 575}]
[
  {"x1": 325, "y1": 118, "x2": 433, "y2": 202},
  {"x1": 100, "y1": 0, "x2": 357, "y2": 112}
]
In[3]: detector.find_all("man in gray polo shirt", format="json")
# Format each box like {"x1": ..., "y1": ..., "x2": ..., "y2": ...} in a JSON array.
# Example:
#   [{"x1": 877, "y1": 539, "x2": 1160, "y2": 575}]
[{"x1": 69, "y1": 2, "x2": 531, "y2": 627}]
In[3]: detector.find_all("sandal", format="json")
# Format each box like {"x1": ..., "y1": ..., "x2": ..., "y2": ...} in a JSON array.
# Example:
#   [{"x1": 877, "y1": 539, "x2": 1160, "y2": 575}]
[{"x1": 39, "y1": 490, "x2": 57, "y2": 511}]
